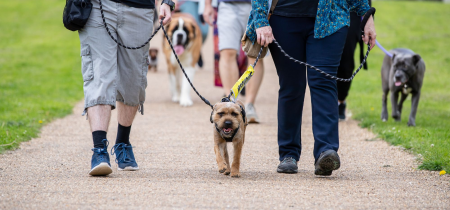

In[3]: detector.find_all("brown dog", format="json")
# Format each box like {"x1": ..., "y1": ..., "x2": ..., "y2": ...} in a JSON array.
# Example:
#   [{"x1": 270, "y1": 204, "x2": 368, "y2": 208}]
[
  {"x1": 210, "y1": 100, "x2": 247, "y2": 178},
  {"x1": 147, "y1": 48, "x2": 158, "y2": 72}
]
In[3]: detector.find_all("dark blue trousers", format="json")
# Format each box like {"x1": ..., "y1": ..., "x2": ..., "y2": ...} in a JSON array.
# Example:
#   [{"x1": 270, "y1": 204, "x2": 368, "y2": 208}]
[{"x1": 268, "y1": 16, "x2": 348, "y2": 162}]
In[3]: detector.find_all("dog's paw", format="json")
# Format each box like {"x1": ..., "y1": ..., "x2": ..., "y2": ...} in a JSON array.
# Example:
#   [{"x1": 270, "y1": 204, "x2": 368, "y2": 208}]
[
  {"x1": 219, "y1": 167, "x2": 227, "y2": 174},
  {"x1": 230, "y1": 172, "x2": 241, "y2": 178},
  {"x1": 171, "y1": 95, "x2": 180, "y2": 102},
  {"x1": 224, "y1": 168, "x2": 230, "y2": 175},
  {"x1": 392, "y1": 114, "x2": 401, "y2": 121},
  {"x1": 382, "y1": 118, "x2": 387, "y2": 122},
  {"x1": 179, "y1": 97, "x2": 193, "y2": 107},
  {"x1": 407, "y1": 121, "x2": 416, "y2": 127}
]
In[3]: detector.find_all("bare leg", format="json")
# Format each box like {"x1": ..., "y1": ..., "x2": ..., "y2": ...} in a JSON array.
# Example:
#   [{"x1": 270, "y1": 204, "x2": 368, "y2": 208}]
[
  {"x1": 219, "y1": 49, "x2": 239, "y2": 96},
  {"x1": 117, "y1": 101, "x2": 138, "y2": 127},
  {"x1": 88, "y1": 105, "x2": 112, "y2": 132},
  {"x1": 245, "y1": 58, "x2": 264, "y2": 105}
]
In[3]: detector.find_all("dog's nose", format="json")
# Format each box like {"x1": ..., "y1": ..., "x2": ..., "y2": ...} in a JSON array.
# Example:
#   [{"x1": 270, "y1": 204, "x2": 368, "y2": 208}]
[
  {"x1": 177, "y1": 34, "x2": 184, "y2": 44},
  {"x1": 224, "y1": 120, "x2": 232, "y2": 126}
]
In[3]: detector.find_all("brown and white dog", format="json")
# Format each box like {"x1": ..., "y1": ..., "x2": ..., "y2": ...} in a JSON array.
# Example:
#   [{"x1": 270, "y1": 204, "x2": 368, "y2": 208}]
[
  {"x1": 162, "y1": 13, "x2": 202, "y2": 107},
  {"x1": 210, "y1": 100, "x2": 247, "y2": 178}
]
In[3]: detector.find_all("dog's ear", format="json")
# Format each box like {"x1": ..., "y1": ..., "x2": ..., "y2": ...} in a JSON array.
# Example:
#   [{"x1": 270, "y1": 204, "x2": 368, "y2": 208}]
[{"x1": 412, "y1": 54, "x2": 421, "y2": 65}]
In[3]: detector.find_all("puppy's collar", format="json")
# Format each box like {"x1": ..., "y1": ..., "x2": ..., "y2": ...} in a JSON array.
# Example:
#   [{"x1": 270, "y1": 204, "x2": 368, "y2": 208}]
[{"x1": 215, "y1": 123, "x2": 240, "y2": 142}]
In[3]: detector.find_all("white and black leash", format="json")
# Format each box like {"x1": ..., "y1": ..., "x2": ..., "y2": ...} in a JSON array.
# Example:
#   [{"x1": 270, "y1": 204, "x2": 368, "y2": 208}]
[{"x1": 254, "y1": 39, "x2": 371, "y2": 83}]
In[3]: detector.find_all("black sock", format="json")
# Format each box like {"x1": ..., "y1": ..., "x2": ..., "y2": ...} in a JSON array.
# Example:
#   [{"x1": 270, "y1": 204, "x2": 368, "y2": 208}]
[
  {"x1": 116, "y1": 124, "x2": 131, "y2": 145},
  {"x1": 92, "y1": 131, "x2": 107, "y2": 148}
]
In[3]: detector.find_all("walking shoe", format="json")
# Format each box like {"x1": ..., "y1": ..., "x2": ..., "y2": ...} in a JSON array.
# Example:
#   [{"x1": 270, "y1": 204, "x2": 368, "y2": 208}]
[
  {"x1": 245, "y1": 103, "x2": 260, "y2": 123},
  {"x1": 89, "y1": 139, "x2": 113, "y2": 176},
  {"x1": 277, "y1": 157, "x2": 298, "y2": 173},
  {"x1": 314, "y1": 150, "x2": 340, "y2": 176},
  {"x1": 111, "y1": 143, "x2": 139, "y2": 171},
  {"x1": 338, "y1": 102, "x2": 346, "y2": 121}
]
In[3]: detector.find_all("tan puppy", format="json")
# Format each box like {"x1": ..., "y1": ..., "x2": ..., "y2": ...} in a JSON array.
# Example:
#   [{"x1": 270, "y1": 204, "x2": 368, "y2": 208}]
[
  {"x1": 147, "y1": 48, "x2": 158, "y2": 72},
  {"x1": 162, "y1": 13, "x2": 202, "y2": 107},
  {"x1": 210, "y1": 100, "x2": 247, "y2": 178}
]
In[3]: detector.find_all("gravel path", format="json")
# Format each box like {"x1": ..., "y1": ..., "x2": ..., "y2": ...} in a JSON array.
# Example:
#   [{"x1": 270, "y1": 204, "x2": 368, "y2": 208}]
[{"x1": 1, "y1": 31, "x2": 448, "y2": 209}]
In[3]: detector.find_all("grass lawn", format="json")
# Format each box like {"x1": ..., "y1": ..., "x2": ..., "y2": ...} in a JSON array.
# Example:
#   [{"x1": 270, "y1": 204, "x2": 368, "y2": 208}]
[
  {"x1": 349, "y1": 1, "x2": 450, "y2": 171},
  {"x1": 0, "y1": 0, "x2": 82, "y2": 152}
]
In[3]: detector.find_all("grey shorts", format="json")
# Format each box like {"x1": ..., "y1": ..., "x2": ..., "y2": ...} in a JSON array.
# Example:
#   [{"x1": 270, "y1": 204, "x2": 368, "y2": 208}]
[
  {"x1": 78, "y1": 0, "x2": 154, "y2": 115},
  {"x1": 217, "y1": 2, "x2": 251, "y2": 52}
]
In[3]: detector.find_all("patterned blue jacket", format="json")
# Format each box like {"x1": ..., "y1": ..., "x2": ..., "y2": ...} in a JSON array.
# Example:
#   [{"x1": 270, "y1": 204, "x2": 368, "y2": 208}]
[{"x1": 246, "y1": 0, "x2": 370, "y2": 42}]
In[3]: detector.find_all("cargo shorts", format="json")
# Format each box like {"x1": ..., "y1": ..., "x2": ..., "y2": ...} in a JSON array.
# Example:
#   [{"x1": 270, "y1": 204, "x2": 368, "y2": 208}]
[{"x1": 78, "y1": 0, "x2": 154, "y2": 115}]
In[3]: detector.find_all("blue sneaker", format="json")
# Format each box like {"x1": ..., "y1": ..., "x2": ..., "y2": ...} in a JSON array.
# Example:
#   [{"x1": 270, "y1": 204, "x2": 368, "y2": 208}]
[
  {"x1": 89, "y1": 139, "x2": 112, "y2": 176},
  {"x1": 111, "y1": 143, "x2": 139, "y2": 171}
]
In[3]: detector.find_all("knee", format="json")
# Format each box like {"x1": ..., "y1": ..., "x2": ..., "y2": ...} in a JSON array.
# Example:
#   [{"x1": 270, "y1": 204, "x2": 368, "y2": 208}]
[{"x1": 220, "y1": 49, "x2": 237, "y2": 61}]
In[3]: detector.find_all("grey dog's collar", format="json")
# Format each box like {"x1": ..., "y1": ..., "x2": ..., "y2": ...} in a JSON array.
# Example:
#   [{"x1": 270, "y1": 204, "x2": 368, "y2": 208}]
[{"x1": 215, "y1": 123, "x2": 240, "y2": 142}]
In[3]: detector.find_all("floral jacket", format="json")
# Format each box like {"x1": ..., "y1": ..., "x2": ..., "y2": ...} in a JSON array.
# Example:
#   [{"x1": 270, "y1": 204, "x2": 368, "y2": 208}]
[{"x1": 246, "y1": 0, "x2": 370, "y2": 42}]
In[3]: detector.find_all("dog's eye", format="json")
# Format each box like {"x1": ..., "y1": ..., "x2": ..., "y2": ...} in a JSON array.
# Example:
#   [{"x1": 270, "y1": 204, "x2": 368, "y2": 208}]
[
  {"x1": 231, "y1": 112, "x2": 239, "y2": 117},
  {"x1": 217, "y1": 112, "x2": 225, "y2": 117}
]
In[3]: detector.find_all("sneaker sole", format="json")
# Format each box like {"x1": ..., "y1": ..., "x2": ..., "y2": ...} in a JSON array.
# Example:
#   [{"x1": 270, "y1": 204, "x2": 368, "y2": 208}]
[
  {"x1": 277, "y1": 168, "x2": 298, "y2": 174},
  {"x1": 315, "y1": 151, "x2": 340, "y2": 176},
  {"x1": 118, "y1": 166, "x2": 139, "y2": 171},
  {"x1": 247, "y1": 116, "x2": 260, "y2": 124},
  {"x1": 89, "y1": 162, "x2": 113, "y2": 176}
]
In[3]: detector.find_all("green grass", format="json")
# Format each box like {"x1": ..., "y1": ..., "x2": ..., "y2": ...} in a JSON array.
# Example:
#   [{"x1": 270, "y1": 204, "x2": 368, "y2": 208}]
[
  {"x1": 0, "y1": 0, "x2": 82, "y2": 152},
  {"x1": 349, "y1": 1, "x2": 450, "y2": 171}
]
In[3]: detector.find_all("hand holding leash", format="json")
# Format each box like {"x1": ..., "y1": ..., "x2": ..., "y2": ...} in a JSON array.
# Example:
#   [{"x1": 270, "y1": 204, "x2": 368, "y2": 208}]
[
  {"x1": 159, "y1": 4, "x2": 172, "y2": 25},
  {"x1": 361, "y1": 7, "x2": 377, "y2": 50}
]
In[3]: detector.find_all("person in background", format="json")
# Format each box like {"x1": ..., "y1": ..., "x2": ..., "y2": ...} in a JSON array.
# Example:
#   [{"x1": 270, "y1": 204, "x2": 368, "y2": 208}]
[
  {"x1": 248, "y1": 0, "x2": 376, "y2": 175},
  {"x1": 203, "y1": 0, "x2": 265, "y2": 123},
  {"x1": 337, "y1": 0, "x2": 372, "y2": 120}
]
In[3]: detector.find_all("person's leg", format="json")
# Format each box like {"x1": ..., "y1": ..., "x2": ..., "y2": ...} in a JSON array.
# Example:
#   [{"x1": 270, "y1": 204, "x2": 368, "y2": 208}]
[
  {"x1": 306, "y1": 26, "x2": 348, "y2": 175},
  {"x1": 79, "y1": 0, "x2": 119, "y2": 176},
  {"x1": 179, "y1": 1, "x2": 209, "y2": 42},
  {"x1": 268, "y1": 15, "x2": 310, "y2": 164},
  {"x1": 112, "y1": 3, "x2": 155, "y2": 171},
  {"x1": 245, "y1": 58, "x2": 264, "y2": 123},
  {"x1": 217, "y1": 2, "x2": 246, "y2": 96},
  {"x1": 219, "y1": 49, "x2": 239, "y2": 95},
  {"x1": 336, "y1": 12, "x2": 361, "y2": 120}
]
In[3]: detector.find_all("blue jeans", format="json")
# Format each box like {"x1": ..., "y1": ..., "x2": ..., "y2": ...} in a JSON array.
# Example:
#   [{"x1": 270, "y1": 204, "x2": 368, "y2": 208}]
[
  {"x1": 268, "y1": 16, "x2": 348, "y2": 162},
  {"x1": 179, "y1": 1, "x2": 209, "y2": 42}
]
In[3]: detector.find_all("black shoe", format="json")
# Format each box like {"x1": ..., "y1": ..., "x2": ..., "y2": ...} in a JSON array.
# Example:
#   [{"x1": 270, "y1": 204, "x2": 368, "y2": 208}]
[
  {"x1": 197, "y1": 54, "x2": 203, "y2": 68},
  {"x1": 314, "y1": 150, "x2": 340, "y2": 176},
  {"x1": 338, "y1": 102, "x2": 346, "y2": 120},
  {"x1": 277, "y1": 157, "x2": 298, "y2": 174}
]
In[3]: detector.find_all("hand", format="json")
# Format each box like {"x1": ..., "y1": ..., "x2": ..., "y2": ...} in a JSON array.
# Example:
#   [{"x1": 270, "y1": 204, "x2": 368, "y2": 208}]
[
  {"x1": 203, "y1": 4, "x2": 215, "y2": 26},
  {"x1": 159, "y1": 4, "x2": 172, "y2": 25},
  {"x1": 362, "y1": 15, "x2": 376, "y2": 50},
  {"x1": 256, "y1": 26, "x2": 274, "y2": 47}
]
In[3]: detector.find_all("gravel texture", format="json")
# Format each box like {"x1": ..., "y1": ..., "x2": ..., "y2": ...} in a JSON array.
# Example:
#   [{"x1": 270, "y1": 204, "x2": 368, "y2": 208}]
[{"x1": 1, "y1": 31, "x2": 449, "y2": 210}]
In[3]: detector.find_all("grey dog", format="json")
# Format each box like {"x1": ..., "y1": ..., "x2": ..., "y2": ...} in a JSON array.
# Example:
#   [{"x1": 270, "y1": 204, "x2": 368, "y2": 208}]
[{"x1": 381, "y1": 48, "x2": 425, "y2": 126}]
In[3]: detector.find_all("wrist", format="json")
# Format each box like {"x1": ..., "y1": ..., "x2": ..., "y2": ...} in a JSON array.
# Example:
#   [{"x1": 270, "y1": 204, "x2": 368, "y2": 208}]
[{"x1": 161, "y1": 0, "x2": 175, "y2": 11}]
